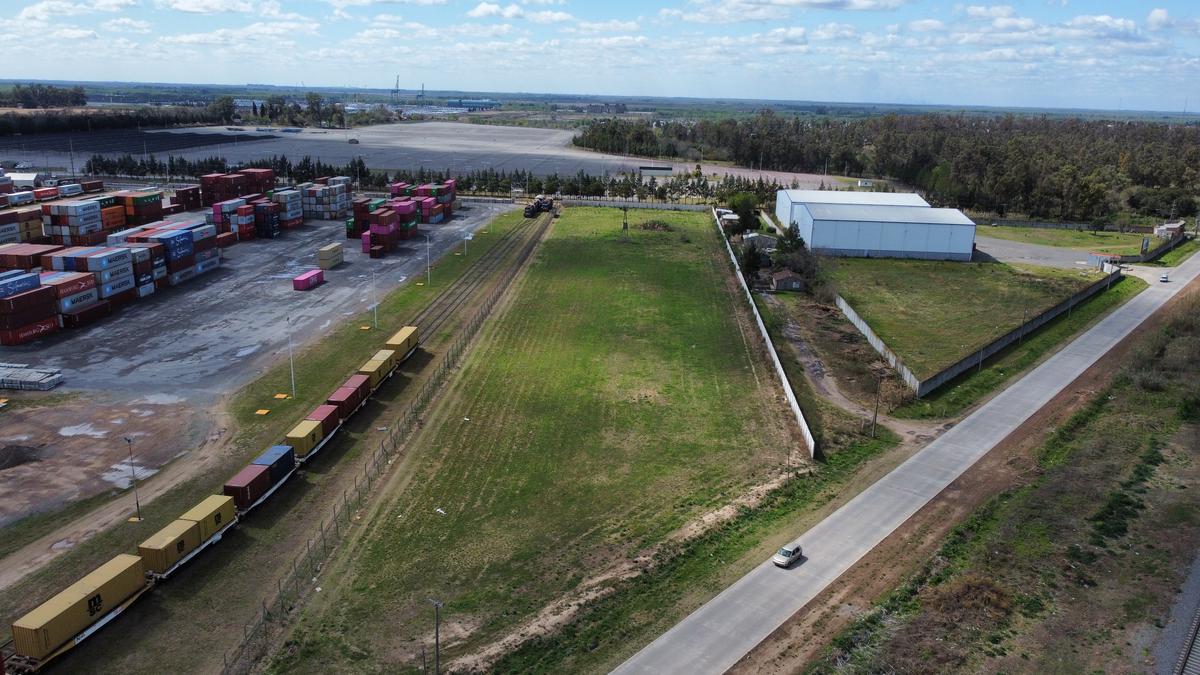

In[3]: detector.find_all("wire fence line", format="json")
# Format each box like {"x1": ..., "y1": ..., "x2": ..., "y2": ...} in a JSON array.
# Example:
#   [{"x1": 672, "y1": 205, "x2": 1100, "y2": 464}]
[{"x1": 220, "y1": 216, "x2": 551, "y2": 674}]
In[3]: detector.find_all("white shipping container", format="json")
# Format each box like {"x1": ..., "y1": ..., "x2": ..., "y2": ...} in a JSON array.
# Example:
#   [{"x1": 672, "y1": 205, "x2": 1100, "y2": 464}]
[{"x1": 59, "y1": 288, "x2": 99, "y2": 313}]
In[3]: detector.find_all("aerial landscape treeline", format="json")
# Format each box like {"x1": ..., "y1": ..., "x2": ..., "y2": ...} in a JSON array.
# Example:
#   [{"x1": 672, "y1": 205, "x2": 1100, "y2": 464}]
[
  {"x1": 575, "y1": 113, "x2": 1200, "y2": 221},
  {"x1": 83, "y1": 152, "x2": 785, "y2": 203}
]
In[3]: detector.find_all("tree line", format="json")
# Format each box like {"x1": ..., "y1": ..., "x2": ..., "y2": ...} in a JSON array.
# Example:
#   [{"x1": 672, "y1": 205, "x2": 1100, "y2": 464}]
[
  {"x1": 82, "y1": 152, "x2": 786, "y2": 203},
  {"x1": 574, "y1": 113, "x2": 1200, "y2": 222},
  {"x1": 0, "y1": 84, "x2": 87, "y2": 108}
]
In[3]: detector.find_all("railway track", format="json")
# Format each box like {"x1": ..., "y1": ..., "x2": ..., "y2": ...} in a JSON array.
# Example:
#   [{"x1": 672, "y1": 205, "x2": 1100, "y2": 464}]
[
  {"x1": 409, "y1": 209, "x2": 552, "y2": 339},
  {"x1": 1175, "y1": 601, "x2": 1200, "y2": 675}
]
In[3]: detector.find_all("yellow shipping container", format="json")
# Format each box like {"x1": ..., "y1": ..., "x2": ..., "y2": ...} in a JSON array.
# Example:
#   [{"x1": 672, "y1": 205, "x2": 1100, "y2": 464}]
[
  {"x1": 372, "y1": 349, "x2": 398, "y2": 371},
  {"x1": 318, "y1": 243, "x2": 343, "y2": 258},
  {"x1": 138, "y1": 520, "x2": 202, "y2": 575},
  {"x1": 180, "y1": 495, "x2": 236, "y2": 542},
  {"x1": 12, "y1": 554, "x2": 146, "y2": 661},
  {"x1": 386, "y1": 325, "x2": 419, "y2": 357},
  {"x1": 318, "y1": 256, "x2": 341, "y2": 271},
  {"x1": 358, "y1": 359, "x2": 388, "y2": 389},
  {"x1": 286, "y1": 419, "x2": 324, "y2": 457}
]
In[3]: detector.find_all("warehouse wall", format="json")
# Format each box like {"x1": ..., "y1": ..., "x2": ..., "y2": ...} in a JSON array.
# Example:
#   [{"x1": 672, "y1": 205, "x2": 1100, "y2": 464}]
[{"x1": 809, "y1": 219, "x2": 974, "y2": 260}]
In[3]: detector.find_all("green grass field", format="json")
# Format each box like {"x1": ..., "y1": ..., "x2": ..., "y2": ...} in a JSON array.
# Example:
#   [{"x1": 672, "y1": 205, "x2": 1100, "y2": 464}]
[
  {"x1": 975, "y1": 225, "x2": 1148, "y2": 256},
  {"x1": 832, "y1": 259, "x2": 1104, "y2": 380},
  {"x1": 270, "y1": 207, "x2": 792, "y2": 672},
  {"x1": 1143, "y1": 237, "x2": 1200, "y2": 267}
]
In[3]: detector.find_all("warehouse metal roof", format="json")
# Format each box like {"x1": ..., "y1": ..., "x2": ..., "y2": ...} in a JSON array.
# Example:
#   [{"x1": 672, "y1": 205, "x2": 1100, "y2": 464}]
[
  {"x1": 803, "y1": 203, "x2": 975, "y2": 226},
  {"x1": 779, "y1": 189, "x2": 929, "y2": 208}
]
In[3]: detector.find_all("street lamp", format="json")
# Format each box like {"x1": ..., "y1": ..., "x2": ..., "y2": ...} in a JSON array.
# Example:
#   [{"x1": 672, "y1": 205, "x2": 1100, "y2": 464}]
[
  {"x1": 425, "y1": 234, "x2": 431, "y2": 287},
  {"x1": 427, "y1": 598, "x2": 443, "y2": 675},
  {"x1": 371, "y1": 267, "x2": 378, "y2": 329},
  {"x1": 286, "y1": 316, "x2": 296, "y2": 398},
  {"x1": 124, "y1": 437, "x2": 142, "y2": 522}
]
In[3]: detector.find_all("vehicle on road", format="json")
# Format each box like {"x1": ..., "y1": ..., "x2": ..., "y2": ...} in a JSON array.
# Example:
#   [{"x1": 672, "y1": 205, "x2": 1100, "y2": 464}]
[
  {"x1": 1161, "y1": 273, "x2": 1170, "y2": 283},
  {"x1": 772, "y1": 544, "x2": 803, "y2": 568},
  {"x1": 348, "y1": 138, "x2": 360, "y2": 144}
]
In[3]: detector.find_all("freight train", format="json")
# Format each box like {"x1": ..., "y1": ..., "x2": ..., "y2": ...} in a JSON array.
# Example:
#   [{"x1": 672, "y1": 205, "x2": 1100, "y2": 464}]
[
  {"x1": 523, "y1": 195, "x2": 554, "y2": 218},
  {"x1": 0, "y1": 325, "x2": 421, "y2": 674}
]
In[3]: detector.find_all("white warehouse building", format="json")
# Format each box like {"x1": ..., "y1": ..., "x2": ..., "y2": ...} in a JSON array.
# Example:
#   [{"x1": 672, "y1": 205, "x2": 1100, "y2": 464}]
[{"x1": 774, "y1": 189, "x2": 976, "y2": 262}]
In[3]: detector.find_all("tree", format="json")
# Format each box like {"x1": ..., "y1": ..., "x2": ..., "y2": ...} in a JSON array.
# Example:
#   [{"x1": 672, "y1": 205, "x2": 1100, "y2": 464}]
[
  {"x1": 740, "y1": 241, "x2": 761, "y2": 281},
  {"x1": 728, "y1": 192, "x2": 759, "y2": 232},
  {"x1": 305, "y1": 92, "x2": 323, "y2": 124},
  {"x1": 208, "y1": 96, "x2": 236, "y2": 123}
]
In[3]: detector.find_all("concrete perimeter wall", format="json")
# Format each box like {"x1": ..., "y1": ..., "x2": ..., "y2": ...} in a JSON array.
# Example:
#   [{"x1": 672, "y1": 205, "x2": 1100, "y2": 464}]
[
  {"x1": 1118, "y1": 233, "x2": 1189, "y2": 264},
  {"x1": 838, "y1": 268, "x2": 1124, "y2": 398},
  {"x1": 562, "y1": 198, "x2": 710, "y2": 212},
  {"x1": 711, "y1": 207, "x2": 817, "y2": 457}
]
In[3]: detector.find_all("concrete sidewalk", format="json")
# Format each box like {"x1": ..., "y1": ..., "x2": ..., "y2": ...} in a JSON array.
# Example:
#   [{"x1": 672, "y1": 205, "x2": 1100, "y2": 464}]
[{"x1": 615, "y1": 252, "x2": 1200, "y2": 675}]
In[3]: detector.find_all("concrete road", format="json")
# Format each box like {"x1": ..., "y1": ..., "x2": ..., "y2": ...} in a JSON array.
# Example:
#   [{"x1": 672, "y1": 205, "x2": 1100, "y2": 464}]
[
  {"x1": 974, "y1": 234, "x2": 1094, "y2": 270},
  {"x1": 615, "y1": 252, "x2": 1200, "y2": 674},
  {"x1": 6, "y1": 202, "x2": 515, "y2": 407}
]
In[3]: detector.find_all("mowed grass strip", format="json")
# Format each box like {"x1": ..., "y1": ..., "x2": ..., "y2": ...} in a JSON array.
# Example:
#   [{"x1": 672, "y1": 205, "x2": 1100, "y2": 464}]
[
  {"x1": 0, "y1": 211, "x2": 527, "y2": 674},
  {"x1": 975, "y1": 225, "x2": 1148, "y2": 256},
  {"x1": 272, "y1": 208, "x2": 787, "y2": 671},
  {"x1": 832, "y1": 259, "x2": 1104, "y2": 379}
]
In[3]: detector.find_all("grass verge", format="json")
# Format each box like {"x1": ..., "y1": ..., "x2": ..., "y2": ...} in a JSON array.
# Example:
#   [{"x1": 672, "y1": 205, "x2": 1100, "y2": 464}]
[
  {"x1": 891, "y1": 275, "x2": 1148, "y2": 419},
  {"x1": 1143, "y1": 237, "x2": 1200, "y2": 267},
  {"x1": 808, "y1": 296, "x2": 1200, "y2": 674},
  {"x1": 832, "y1": 259, "x2": 1104, "y2": 380}
]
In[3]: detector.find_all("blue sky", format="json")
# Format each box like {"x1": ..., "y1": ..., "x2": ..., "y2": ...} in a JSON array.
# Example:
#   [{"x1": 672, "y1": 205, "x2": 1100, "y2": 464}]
[{"x1": 2, "y1": 1, "x2": 1199, "y2": 111}]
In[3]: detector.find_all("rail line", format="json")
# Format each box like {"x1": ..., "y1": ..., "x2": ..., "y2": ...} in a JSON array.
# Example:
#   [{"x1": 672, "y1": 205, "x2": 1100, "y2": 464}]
[
  {"x1": 1175, "y1": 600, "x2": 1200, "y2": 675},
  {"x1": 409, "y1": 210, "x2": 551, "y2": 339}
]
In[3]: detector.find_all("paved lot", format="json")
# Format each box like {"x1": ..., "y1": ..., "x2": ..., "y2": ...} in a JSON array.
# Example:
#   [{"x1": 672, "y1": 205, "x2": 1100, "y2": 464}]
[
  {"x1": 975, "y1": 233, "x2": 1095, "y2": 270},
  {"x1": 615, "y1": 248, "x2": 1200, "y2": 674},
  {"x1": 6, "y1": 201, "x2": 515, "y2": 407},
  {"x1": 10, "y1": 122, "x2": 833, "y2": 186}
]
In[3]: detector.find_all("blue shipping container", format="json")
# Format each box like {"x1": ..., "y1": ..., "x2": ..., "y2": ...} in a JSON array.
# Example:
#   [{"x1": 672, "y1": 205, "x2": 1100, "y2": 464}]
[
  {"x1": 251, "y1": 445, "x2": 295, "y2": 485},
  {"x1": 0, "y1": 272, "x2": 40, "y2": 299}
]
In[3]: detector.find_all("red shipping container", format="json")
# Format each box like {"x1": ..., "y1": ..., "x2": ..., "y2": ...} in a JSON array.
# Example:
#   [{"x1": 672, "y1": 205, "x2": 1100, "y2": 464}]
[
  {"x1": 327, "y1": 387, "x2": 360, "y2": 419},
  {"x1": 0, "y1": 315, "x2": 58, "y2": 345},
  {"x1": 61, "y1": 300, "x2": 111, "y2": 329},
  {"x1": 216, "y1": 232, "x2": 237, "y2": 248},
  {"x1": 0, "y1": 304, "x2": 56, "y2": 330},
  {"x1": 39, "y1": 271, "x2": 95, "y2": 298},
  {"x1": 306, "y1": 404, "x2": 341, "y2": 436},
  {"x1": 223, "y1": 464, "x2": 273, "y2": 510},
  {"x1": 0, "y1": 285, "x2": 55, "y2": 314},
  {"x1": 343, "y1": 374, "x2": 371, "y2": 399}
]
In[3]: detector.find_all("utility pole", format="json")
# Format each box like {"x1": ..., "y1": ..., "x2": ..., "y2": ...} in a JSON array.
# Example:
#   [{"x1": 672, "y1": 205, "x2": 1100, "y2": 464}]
[
  {"x1": 425, "y1": 234, "x2": 431, "y2": 286},
  {"x1": 427, "y1": 598, "x2": 443, "y2": 675},
  {"x1": 124, "y1": 437, "x2": 142, "y2": 522},
  {"x1": 871, "y1": 373, "x2": 882, "y2": 439},
  {"x1": 371, "y1": 268, "x2": 378, "y2": 329}
]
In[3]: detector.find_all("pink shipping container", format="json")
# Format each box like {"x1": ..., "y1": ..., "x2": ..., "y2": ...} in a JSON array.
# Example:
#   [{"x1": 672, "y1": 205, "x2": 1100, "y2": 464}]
[
  {"x1": 361, "y1": 232, "x2": 372, "y2": 253},
  {"x1": 343, "y1": 373, "x2": 371, "y2": 398},
  {"x1": 292, "y1": 269, "x2": 324, "y2": 291},
  {"x1": 224, "y1": 464, "x2": 272, "y2": 510},
  {"x1": 306, "y1": 404, "x2": 341, "y2": 436}
]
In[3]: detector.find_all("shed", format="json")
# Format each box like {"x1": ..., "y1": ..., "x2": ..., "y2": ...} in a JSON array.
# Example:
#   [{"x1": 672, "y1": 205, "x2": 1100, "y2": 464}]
[
  {"x1": 774, "y1": 189, "x2": 928, "y2": 233},
  {"x1": 786, "y1": 200, "x2": 976, "y2": 262},
  {"x1": 771, "y1": 271, "x2": 806, "y2": 292},
  {"x1": 6, "y1": 172, "x2": 46, "y2": 190}
]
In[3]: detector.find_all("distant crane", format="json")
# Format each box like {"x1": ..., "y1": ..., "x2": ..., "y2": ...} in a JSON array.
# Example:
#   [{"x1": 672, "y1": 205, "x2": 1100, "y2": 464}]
[
  {"x1": 417, "y1": 83, "x2": 425, "y2": 102},
  {"x1": 390, "y1": 75, "x2": 400, "y2": 104}
]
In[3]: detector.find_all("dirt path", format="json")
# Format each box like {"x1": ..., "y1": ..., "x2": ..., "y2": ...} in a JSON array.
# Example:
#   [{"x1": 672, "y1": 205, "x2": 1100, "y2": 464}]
[
  {"x1": 731, "y1": 272, "x2": 1200, "y2": 674},
  {"x1": 0, "y1": 397, "x2": 231, "y2": 592}
]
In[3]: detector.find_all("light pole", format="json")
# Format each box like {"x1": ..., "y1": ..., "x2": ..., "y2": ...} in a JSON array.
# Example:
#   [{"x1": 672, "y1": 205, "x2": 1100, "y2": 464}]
[
  {"x1": 425, "y1": 234, "x2": 431, "y2": 286},
  {"x1": 371, "y1": 267, "x2": 378, "y2": 329},
  {"x1": 427, "y1": 598, "x2": 443, "y2": 675},
  {"x1": 286, "y1": 316, "x2": 296, "y2": 398},
  {"x1": 124, "y1": 437, "x2": 142, "y2": 522}
]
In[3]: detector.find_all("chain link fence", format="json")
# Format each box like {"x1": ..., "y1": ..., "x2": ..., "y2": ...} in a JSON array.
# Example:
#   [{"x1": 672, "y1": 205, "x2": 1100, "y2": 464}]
[{"x1": 220, "y1": 224, "x2": 541, "y2": 674}]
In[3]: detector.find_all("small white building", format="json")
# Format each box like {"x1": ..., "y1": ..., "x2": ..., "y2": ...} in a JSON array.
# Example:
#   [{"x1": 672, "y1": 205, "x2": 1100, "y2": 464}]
[{"x1": 794, "y1": 203, "x2": 976, "y2": 261}]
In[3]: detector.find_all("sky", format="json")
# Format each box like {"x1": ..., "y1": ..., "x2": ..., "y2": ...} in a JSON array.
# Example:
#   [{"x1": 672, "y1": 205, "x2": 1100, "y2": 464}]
[{"x1": 2, "y1": 0, "x2": 1199, "y2": 111}]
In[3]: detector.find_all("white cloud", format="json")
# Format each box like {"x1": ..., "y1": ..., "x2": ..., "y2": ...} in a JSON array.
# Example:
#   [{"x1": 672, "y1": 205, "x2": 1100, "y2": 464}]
[
  {"x1": 528, "y1": 10, "x2": 572, "y2": 23},
  {"x1": 964, "y1": 5, "x2": 1013, "y2": 19},
  {"x1": 18, "y1": 0, "x2": 134, "y2": 21},
  {"x1": 467, "y1": 2, "x2": 522, "y2": 18},
  {"x1": 1146, "y1": 8, "x2": 1170, "y2": 31},
  {"x1": 52, "y1": 27, "x2": 99, "y2": 39},
  {"x1": 155, "y1": 0, "x2": 254, "y2": 13},
  {"x1": 104, "y1": 17, "x2": 152, "y2": 32},
  {"x1": 570, "y1": 19, "x2": 640, "y2": 33},
  {"x1": 907, "y1": 19, "x2": 944, "y2": 32}
]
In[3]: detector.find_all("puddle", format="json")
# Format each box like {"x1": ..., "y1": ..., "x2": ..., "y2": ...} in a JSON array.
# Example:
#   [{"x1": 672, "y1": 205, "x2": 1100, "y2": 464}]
[
  {"x1": 59, "y1": 423, "x2": 108, "y2": 438},
  {"x1": 1, "y1": 434, "x2": 32, "y2": 442},
  {"x1": 235, "y1": 345, "x2": 261, "y2": 358},
  {"x1": 101, "y1": 459, "x2": 160, "y2": 489},
  {"x1": 50, "y1": 538, "x2": 75, "y2": 551},
  {"x1": 137, "y1": 393, "x2": 184, "y2": 405},
  {"x1": 128, "y1": 409, "x2": 155, "y2": 418}
]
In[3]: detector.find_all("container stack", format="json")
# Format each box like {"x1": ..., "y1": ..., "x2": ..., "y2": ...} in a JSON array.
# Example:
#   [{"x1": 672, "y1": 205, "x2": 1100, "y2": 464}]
[
  {"x1": 33, "y1": 187, "x2": 59, "y2": 202},
  {"x1": 391, "y1": 199, "x2": 419, "y2": 239},
  {"x1": 317, "y1": 243, "x2": 343, "y2": 270},
  {"x1": 172, "y1": 186, "x2": 203, "y2": 211},
  {"x1": 57, "y1": 183, "x2": 83, "y2": 198},
  {"x1": 80, "y1": 179, "x2": 105, "y2": 193},
  {"x1": 250, "y1": 201, "x2": 279, "y2": 238},
  {"x1": 40, "y1": 270, "x2": 107, "y2": 327},
  {"x1": 232, "y1": 205, "x2": 257, "y2": 240},
  {"x1": 211, "y1": 199, "x2": 245, "y2": 234},
  {"x1": 366, "y1": 208, "x2": 401, "y2": 254},
  {"x1": 240, "y1": 168, "x2": 276, "y2": 193},
  {"x1": 119, "y1": 190, "x2": 165, "y2": 227},
  {"x1": 418, "y1": 197, "x2": 445, "y2": 224},
  {"x1": 0, "y1": 212, "x2": 20, "y2": 244},
  {"x1": 271, "y1": 189, "x2": 302, "y2": 229},
  {"x1": 199, "y1": 174, "x2": 224, "y2": 207},
  {"x1": 0, "y1": 243, "x2": 63, "y2": 270},
  {"x1": 0, "y1": 272, "x2": 58, "y2": 345},
  {"x1": 8, "y1": 191, "x2": 35, "y2": 207},
  {"x1": 43, "y1": 246, "x2": 138, "y2": 308},
  {"x1": 388, "y1": 182, "x2": 411, "y2": 198},
  {"x1": 0, "y1": 170, "x2": 13, "y2": 196},
  {"x1": 98, "y1": 196, "x2": 126, "y2": 232},
  {"x1": 348, "y1": 198, "x2": 371, "y2": 239},
  {"x1": 301, "y1": 183, "x2": 350, "y2": 220},
  {"x1": 439, "y1": 179, "x2": 457, "y2": 218},
  {"x1": 43, "y1": 201, "x2": 105, "y2": 246}
]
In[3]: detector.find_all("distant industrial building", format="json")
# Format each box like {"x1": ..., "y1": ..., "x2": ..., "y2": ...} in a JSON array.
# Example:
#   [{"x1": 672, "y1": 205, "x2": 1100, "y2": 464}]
[
  {"x1": 640, "y1": 166, "x2": 672, "y2": 180},
  {"x1": 449, "y1": 98, "x2": 499, "y2": 111},
  {"x1": 774, "y1": 189, "x2": 976, "y2": 262}
]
